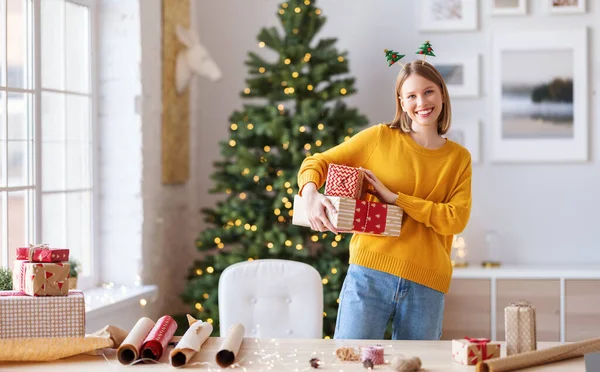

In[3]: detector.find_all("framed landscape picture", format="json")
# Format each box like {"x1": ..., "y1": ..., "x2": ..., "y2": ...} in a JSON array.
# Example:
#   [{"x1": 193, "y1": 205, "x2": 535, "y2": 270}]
[
  {"x1": 491, "y1": 29, "x2": 588, "y2": 162},
  {"x1": 549, "y1": 0, "x2": 586, "y2": 14},
  {"x1": 433, "y1": 55, "x2": 479, "y2": 98},
  {"x1": 491, "y1": 0, "x2": 527, "y2": 15},
  {"x1": 418, "y1": 0, "x2": 478, "y2": 31}
]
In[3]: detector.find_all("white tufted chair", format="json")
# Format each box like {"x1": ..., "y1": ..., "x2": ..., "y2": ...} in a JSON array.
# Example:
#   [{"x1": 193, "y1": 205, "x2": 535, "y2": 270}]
[{"x1": 218, "y1": 259, "x2": 323, "y2": 339}]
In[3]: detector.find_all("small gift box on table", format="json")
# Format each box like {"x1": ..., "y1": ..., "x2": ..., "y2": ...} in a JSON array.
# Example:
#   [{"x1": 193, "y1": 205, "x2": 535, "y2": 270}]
[
  {"x1": 452, "y1": 337, "x2": 501, "y2": 365},
  {"x1": 292, "y1": 195, "x2": 403, "y2": 236},
  {"x1": 12, "y1": 260, "x2": 70, "y2": 296},
  {"x1": 324, "y1": 164, "x2": 368, "y2": 200},
  {"x1": 505, "y1": 300, "x2": 537, "y2": 355},
  {"x1": 0, "y1": 290, "x2": 85, "y2": 339},
  {"x1": 16, "y1": 244, "x2": 69, "y2": 263}
]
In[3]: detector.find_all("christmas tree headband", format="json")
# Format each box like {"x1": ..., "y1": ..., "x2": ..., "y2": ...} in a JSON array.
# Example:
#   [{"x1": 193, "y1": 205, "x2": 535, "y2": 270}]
[{"x1": 384, "y1": 41, "x2": 435, "y2": 68}]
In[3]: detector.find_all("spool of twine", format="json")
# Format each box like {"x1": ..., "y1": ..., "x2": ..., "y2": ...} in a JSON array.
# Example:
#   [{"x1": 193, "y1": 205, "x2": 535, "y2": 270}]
[{"x1": 361, "y1": 346, "x2": 385, "y2": 365}]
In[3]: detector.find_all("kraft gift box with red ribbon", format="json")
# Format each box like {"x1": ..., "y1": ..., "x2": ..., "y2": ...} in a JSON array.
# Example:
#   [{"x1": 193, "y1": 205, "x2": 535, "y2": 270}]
[
  {"x1": 12, "y1": 260, "x2": 70, "y2": 296},
  {"x1": 292, "y1": 195, "x2": 403, "y2": 236},
  {"x1": 451, "y1": 337, "x2": 501, "y2": 365},
  {"x1": 324, "y1": 164, "x2": 368, "y2": 200},
  {"x1": 16, "y1": 245, "x2": 70, "y2": 263},
  {"x1": 0, "y1": 290, "x2": 85, "y2": 339}
]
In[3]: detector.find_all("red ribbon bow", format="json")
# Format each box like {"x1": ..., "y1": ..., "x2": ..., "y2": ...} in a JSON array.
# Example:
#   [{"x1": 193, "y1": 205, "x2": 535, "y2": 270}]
[{"x1": 464, "y1": 337, "x2": 490, "y2": 363}]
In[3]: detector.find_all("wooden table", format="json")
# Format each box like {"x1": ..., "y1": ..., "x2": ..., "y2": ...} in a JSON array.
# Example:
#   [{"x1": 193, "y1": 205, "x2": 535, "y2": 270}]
[{"x1": 0, "y1": 338, "x2": 587, "y2": 371}]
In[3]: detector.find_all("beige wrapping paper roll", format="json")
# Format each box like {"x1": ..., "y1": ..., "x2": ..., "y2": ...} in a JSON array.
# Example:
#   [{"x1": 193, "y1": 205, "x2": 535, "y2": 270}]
[
  {"x1": 216, "y1": 323, "x2": 245, "y2": 368},
  {"x1": 117, "y1": 317, "x2": 156, "y2": 365},
  {"x1": 0, "y1": 325, "x2": 128, "y2": 362},
  {"x1": 476, "y1": 337, "x2": 600, "y2": 372},
  {"x1": 170, "y1": 315, "x2": 213, "y2": 367}
]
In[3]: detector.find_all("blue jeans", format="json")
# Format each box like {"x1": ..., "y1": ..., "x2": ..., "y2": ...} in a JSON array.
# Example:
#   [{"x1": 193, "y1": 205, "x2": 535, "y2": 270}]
[{"x1": 334, "y1": 264, "x2": 445, "y2": 340}]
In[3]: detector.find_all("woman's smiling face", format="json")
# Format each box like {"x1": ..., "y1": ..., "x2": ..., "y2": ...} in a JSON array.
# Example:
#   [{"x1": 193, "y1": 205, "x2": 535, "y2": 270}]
[{"x1": 399, "y1": 74, "x2": 443, "y2": 129}]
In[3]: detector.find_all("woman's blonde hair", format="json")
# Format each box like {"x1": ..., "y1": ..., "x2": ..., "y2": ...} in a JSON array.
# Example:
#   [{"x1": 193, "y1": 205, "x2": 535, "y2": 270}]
[{"x1": 387, "y1": 60, "x2": 452, "y2": 135}]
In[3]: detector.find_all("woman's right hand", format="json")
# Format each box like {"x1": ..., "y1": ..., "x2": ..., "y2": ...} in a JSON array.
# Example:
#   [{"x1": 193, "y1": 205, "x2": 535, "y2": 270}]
[{"x1": 302, "y1": 183, "x2": 338, "y2": 234}]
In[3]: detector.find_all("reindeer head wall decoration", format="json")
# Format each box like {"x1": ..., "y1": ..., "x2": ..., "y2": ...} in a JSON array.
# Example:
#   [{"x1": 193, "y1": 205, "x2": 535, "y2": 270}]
[{"x1": 175, "y1": 25, "x2": 222, "y2": 94}]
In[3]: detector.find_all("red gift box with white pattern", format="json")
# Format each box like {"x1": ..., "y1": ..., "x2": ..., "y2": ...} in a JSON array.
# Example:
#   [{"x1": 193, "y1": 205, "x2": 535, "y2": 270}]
[
  {"x1": 0, "y1": 290, "x2": 85, "y2": 339},
  {"x1": 16, "y1": 246, "x2": 70, "y2": 263},
  {"x1": 324, "y1": 164, "x2": 368, "y2": 200},
  {"x1": 12, "y1": 260, "x2": 70, "y2": 296},
  {"x1": 293, "y1": 195, "x2": 403, "y2": 236},
  {"x1": 452, "y1": 337, "x2": 501, "y2": 365}
]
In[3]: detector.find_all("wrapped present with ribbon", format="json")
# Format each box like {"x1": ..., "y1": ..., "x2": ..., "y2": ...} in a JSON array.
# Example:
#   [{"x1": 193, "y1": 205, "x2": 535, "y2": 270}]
[
  {"x1": 505, "y1": 300, "x2": 537, "y2": 355},
  {"x1": 292, "y1": 195, "x2": 403, "y2": 236},
  {"x1": 452, "y1": 337, "x2": 501, "y2": 365},
  {"x1": 324, "y1": 164, "x2": 368, "y2": 200},
  {"x1": 0, "y1": 290, "x2": 85, "y2": 339},
  {"x1": 12, "y1": 260, "x2": 70, "y2": 296},
  {"x1": 16, "y1": 244, "x2": 70, "y2": 263}
]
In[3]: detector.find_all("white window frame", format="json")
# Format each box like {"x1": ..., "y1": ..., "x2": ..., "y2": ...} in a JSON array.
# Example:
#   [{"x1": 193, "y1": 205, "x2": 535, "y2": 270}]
[{"x1": 0, "y1": 0, "x2": 99, "y2": 289}]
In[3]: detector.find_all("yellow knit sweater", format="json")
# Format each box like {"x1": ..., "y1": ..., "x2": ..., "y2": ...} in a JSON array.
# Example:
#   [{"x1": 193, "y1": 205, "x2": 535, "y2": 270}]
[{"x1": 297, "y1": 124, "x2": 472, "y2": 293}]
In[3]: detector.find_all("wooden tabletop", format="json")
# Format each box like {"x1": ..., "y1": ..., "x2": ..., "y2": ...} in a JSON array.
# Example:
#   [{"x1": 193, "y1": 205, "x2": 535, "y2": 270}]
[{"x1": 0, "y1": 338, "x2": 586, "y2": 371}]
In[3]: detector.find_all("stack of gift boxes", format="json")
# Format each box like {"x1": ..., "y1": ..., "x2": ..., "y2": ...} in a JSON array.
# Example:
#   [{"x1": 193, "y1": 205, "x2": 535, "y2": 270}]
[
  {"x1": 0, "y1": 245, "x2": 85, "y2": 339},
  {"x1": 293, "y1": 164, "x2": 404, "y2": 236},
  {"x1": 452, "y1": 301, "x2": 537, "y2": 365}
]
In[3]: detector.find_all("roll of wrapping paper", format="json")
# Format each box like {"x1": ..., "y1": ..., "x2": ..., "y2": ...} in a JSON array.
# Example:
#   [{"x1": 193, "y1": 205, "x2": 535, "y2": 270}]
[
  {"x1": 476, "y1": 337, "x2": 600, "y2": 372},
  {"x1": 140, "y1": 315, "x2": 178, "y2": 361},
  {"x1": 216, "y1": 323, "x2": 245, "y2": 368},
  {"x1": 170, "y1": 315, "x2": 213, "y2": 367},
  {"x1": 117, "y1": 317, "x2": 156, "y2": 365}
]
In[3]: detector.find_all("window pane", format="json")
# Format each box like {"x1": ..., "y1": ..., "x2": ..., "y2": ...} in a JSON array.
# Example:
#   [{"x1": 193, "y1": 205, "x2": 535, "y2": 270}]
[
  {"x1": 0, "y1": 1, "x2": 6, "y2": 87},
  {"x1": 65, "y1": 2, "x2": 89, "y2": 94},
  {"x1": 8, "y1": 190, "x2": 29, "y2": 265},
  {"x1": 42, "y1": 142, "x2": 65, "y2": 191},
  {"x1": 67, "y1": 191, "x2": 91, "y2": 275},
  {"x1": 0, "y1": 192, "x2": 4, "y2": 267},
  {"x1": 42, "y1": 192, "x2": 66, "y2": 247},
  {"x1": 7, "y1": 0, "x2": 30, "y2": 89},
  {"x1": 41, "y1": 0, "x2": 65, "y2": 90},
  {"x1": 0, "y1": 92, "x2": 5, "y2": 187},
  {"x1": 66, "y1": 95, "x2": 90, "y2": 142},
  {"x1": 7, "y1": 141, "x2": 27, "y2": 187},
  {"x1": 42, "y1": 91, "x2": 65, "y2": 142},
  {"x1": 66, "y1": 143, "x2": 90, "y2": 189},
  {"x1": 7, "y1": 93, "x2": 32, "y2": 187}
]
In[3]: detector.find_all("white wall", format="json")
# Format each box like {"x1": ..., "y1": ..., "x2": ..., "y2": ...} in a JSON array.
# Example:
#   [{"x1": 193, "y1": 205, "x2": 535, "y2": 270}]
[
  {"x1": 98, "y1": 0, "x2": 143, "y2": 286},
  {"x1": 192, "y1": 0, "x2": 600, "y2": 266}
]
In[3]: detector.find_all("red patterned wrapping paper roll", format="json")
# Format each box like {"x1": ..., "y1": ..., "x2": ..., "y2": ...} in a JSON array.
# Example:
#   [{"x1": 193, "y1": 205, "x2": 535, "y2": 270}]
[{"x1": 140, "y1": 315, "x2": 178, "y2": 360}]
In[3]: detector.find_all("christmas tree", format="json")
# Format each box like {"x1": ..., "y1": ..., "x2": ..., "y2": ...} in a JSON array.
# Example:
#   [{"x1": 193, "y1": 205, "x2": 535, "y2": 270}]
[
  {"x1": 415, "y1": 40, "x2": 435, "y2": 62},
  {"x1": 384, "y1": 49, "x2": 405, "y2": 67},
  {"x1": 180, "y1": 0, "x2": 369, "y2": 338}
]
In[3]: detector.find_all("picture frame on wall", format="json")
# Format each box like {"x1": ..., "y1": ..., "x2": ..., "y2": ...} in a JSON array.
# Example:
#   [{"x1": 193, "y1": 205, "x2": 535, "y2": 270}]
[
  {"x1": 432, "y1": 55, "x2": 479, "y2": 98},
  {"x1": 418, "y1": 0, "x2": 478, "y2": 31},
  {"x1": 445, "y1": 121, "x2": 481, "y2": 164},
  {"x1": 549, "y1": 0, "x2": 586, "y2": 14},
  {"x1": 491, "y1": 0, "x2": 527, "y2": 16},
  {"x1": 491, "y1": 28, "x2": 588, "y2": 162}
]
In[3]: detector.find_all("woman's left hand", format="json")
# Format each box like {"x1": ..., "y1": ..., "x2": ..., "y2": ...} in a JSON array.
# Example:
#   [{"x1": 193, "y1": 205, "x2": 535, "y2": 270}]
[{"x1": 360, "y1": 168, "x2": 398, "y2": 204}]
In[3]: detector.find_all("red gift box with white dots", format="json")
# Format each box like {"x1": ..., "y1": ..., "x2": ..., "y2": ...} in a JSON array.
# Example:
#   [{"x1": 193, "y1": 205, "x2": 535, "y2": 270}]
[
  {"x1": 12, "y1": 260, "x2": 70, "y2": 296},
  {"x1": 16, "y1": 246, "x2": 70, "y2": 263}
]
